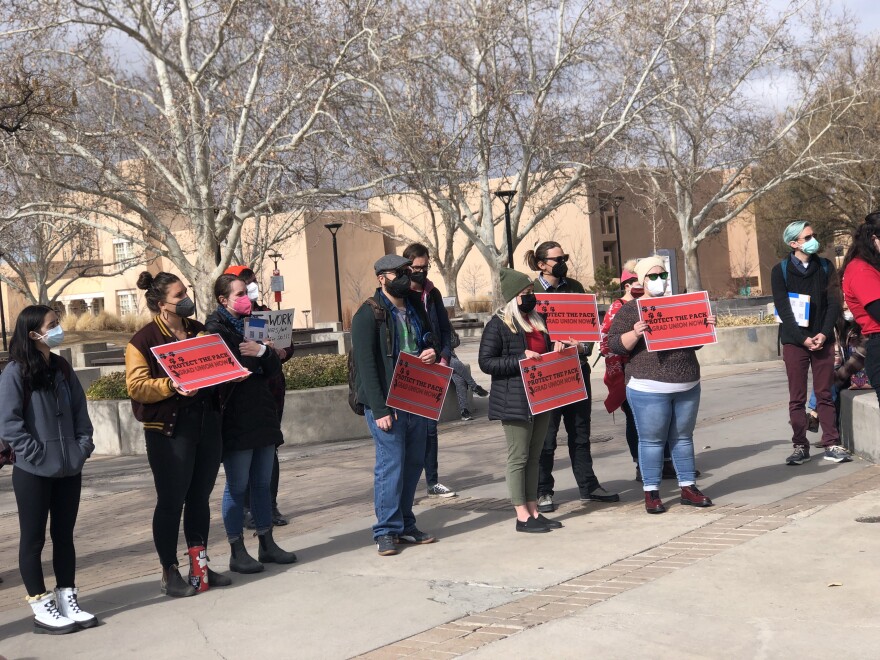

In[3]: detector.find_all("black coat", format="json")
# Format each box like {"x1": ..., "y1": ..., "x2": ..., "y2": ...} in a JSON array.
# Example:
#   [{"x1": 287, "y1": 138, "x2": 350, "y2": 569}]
[
  {"x1": 478, "y1": 315, "x2": 550, "y2": 422},
  {"x1": 770, "y1": 256, "x2": 840, "y2": 347},
  {"x1": 204, "y1": 309, "x2": 283, "y2": 453}
]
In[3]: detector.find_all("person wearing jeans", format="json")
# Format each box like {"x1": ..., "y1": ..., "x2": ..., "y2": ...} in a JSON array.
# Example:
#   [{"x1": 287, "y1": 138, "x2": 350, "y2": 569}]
[
  {"x1": 771, "y1": 220, "x2": 850, "y2": 466},
  {"x1": 222, "y1": 445, "x2": 276, "y2": 546},
  {"x1": 352, "y1": 254, "x2": 439, "y2": 556},
  {"x1": 450, "y1": 352, "x2": 488, "y2": 421},
  {"x1": 607, "y1": 256, "x2": 715, "y2": 514}
]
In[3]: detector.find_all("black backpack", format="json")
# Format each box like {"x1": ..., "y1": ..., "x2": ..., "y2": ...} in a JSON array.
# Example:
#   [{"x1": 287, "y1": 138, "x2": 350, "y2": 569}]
[{"x1": 347, "y1": 298, "x2": 389, "y2": 415}]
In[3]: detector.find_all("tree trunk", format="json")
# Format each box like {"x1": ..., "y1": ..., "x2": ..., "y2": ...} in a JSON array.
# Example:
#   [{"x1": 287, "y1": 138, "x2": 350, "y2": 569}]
[{"x1": 682, "y1": 239, "x2": 702, "y2": 293}]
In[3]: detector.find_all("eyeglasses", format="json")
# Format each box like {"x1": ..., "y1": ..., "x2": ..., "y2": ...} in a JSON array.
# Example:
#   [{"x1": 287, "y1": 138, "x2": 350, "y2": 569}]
[
  {"x1": 382, "y1": 268, "x2": 410, "y2": 279},
  {"x1": 544, "y1": 255, "x2": 570, "y2": 263},
  {"x1": 645, "y1": 272, "x2": 669, "y2": 281},
  {"x1": 409, "y1": 264, "x2": 430, "y2": 273}
]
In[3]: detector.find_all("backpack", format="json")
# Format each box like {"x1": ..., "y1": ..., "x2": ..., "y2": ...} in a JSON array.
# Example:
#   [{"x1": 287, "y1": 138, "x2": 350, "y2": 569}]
[
  {"x1": 0, "y1": 357, "x2": 74, "y2": 468},
  {"x1": 347, "y1": 298, "x2": 388, "y2": 416},
  {"x1": 780, "y1": 257, "x2": 830, "y2": 288}
]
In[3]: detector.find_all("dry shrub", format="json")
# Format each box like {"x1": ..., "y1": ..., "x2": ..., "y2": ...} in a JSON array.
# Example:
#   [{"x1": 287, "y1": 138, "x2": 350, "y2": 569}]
[
  {"x1": 464, "y1": 299, "x2": 492, "y2": 313},
  {"x1": 716, "y1": 313, "x2": 776, "y2": 327},
  {"x1": 74, "y1": 311, "x2": 125, "y2": 332},
  {"x1": 60, "y1": 314, "x2": 79, "y2": 332}
]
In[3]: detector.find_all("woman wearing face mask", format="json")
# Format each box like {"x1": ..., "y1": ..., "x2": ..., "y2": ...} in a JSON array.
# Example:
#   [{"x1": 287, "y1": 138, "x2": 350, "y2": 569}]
[
  {"x1": 841, "y1": 214, "x2": 880, "y2": 407},
  {"x1": 478, "y1": 268, "x2": 566, "y2": 533},
  {"x1": 126, "y1": 271, "x2": 232, "y2": 597},
  {"x1": 606, "y1": 257, "x2": 717, "y2": 514},
  {"x1": 205, "y1": 274, "x2": 297, "y2": 574},
  {"x1": 599, "y1": 261, "x2": 643, "y2": 479},
  {"x1": 0, "y1": 305, "x2": 96, "y2": 634}
]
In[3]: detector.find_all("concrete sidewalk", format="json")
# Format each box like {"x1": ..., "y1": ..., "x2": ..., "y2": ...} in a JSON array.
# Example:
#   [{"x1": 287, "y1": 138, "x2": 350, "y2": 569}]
[{"x1": 0, "y1": 360, "x2": 874, "y2": 659}]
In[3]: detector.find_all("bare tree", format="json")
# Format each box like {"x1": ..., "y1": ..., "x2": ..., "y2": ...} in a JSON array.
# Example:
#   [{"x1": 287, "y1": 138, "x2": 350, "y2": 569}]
[
  {"x1": 459, "y1": 263, "x2": 487, "y2": 301},
  {"x1": 3, "y1": 0, "x2": 397, "y2": 315}
]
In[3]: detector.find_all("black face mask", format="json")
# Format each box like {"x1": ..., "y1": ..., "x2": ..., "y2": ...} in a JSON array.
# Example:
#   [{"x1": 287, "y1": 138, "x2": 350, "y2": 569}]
[
  {"x1": 551, "y1": 261, "x2": 568, "y2": 279},
  {"x1": 410, "y1": 271, "x2": 428, "y2": 286},
  {"x1": 385, "y1": 275, "x2": 412, "y2": 299},
  {"x1": 167, "y1": 297, "x2": 195, "y2": 319},
  {"x1": 518, "y1": 294, "x2": 537, "y2": 314}
]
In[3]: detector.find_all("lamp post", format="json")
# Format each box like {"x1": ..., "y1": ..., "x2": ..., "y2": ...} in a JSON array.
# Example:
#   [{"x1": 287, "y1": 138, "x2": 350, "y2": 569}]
[
  {"x1": 324, "y1": 222, "x2": 344, "y2": 324},
  {"x1": 495, "y1": 189, "x2": 517, "y2": 267},
  {"x1": 268, "y1": 252, "x2": 283, "y2": 310},
  {"x1": 611, "y1": 195, "x2": 625, "y2": 272}
]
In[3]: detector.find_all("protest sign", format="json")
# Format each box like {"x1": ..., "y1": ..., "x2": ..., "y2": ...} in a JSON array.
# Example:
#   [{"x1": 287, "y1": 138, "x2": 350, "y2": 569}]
[
  {"x1": 385, "y1": 352, "x2": 453, "y2": 421},
  {"x1": 250, "y1": 308, "x2": 295, "y2": 347},
  {"x1": 519, "y1": 346, "x2": 588, "y2": 415},
  {"x1": 536, "y1": 293, "x2": 601, "y2": 342},
  {"x1": 151, "y1": 334, "x2": 250, "y2": 391},
  {"x1": 638, "y1": 291, "x2": 717, "y2": 352},
  {"x1": 243, "y1": 317, "x2": 267, "y2": 342},
  {"x1": 773, "y1": 293, "x2": 810, "y2": 327}
]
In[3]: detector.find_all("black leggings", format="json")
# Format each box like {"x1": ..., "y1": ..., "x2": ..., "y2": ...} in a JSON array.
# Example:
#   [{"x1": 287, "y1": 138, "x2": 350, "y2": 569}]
[
  {"x1": 145, "y1": 404, "x2": 223, "y2": 569},
  {"x1": 13, "y1": 468, "x2": 82, "y2": 596}
]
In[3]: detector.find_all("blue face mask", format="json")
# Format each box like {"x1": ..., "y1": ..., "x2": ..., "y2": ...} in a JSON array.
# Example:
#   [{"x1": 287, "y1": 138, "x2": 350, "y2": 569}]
[
  {"x1": 801, "y1": 237, "x2": 820, "y2": 255},
  {"x1": 37, "y1": 325, "x2": 65, "y2": 349}
]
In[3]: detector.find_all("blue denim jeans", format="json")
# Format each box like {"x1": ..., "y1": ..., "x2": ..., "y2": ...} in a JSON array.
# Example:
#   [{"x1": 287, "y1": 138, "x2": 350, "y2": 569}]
[
  {"x1": 365, "y1": 408, "x2": 428, "y2": 539},
  {"x1": 222, "y1": 445, "x2": 275, "y2": 542},
  {"x1": 627, "y1": 384, "x2": 701, "y2": 489}
]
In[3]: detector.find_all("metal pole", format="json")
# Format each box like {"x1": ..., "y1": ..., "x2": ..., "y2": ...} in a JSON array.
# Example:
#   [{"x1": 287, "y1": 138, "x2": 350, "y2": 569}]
[
  {"x1": 0, "y1": 278, "x2": 7, "y2": 353},
  {"x1": 331, "y1": 232, "x2": 342, "y2": 323},
  {"x1": 495, "y1": 190, "x2": 517, "y2": 268},
  {"x1": 612, "y1": 196, "x2": 624, "y2": 273}
]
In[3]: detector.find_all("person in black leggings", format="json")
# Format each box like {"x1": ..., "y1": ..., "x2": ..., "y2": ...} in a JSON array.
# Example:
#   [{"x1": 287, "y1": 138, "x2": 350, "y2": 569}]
[{"x1": 0, "y1": 305, "x2": 97, "y2": 634}]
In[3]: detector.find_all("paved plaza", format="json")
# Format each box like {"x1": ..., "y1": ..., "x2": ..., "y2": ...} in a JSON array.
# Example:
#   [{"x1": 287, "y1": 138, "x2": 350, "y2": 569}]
[{"x1": 0, "y1": 351, "x2": 878, "y2": 658}]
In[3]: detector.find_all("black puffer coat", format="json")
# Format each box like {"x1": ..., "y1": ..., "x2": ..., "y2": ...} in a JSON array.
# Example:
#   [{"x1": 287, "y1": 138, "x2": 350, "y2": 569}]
[
  {"x1": 204, "y1": 309, "x2": 283, "y2": 454},
  {"x1": 478, "y1": 315, "x2": 550, "y2": 422}
]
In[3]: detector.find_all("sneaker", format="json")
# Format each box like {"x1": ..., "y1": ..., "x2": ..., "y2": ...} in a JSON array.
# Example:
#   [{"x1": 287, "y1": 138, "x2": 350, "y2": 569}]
[
  {"x1": 398, "y1": 527, "x2": 437, "y2": 544},
  {"x1": 376, "y1": 534, "x2": 399, "y2": 556},
  {"x1": 460, "y1": 409, "x2": 474, "y2": 421},
  {"x1": 806, "y1": 410, "x2": 820, "y2": 433},
  {"x1": 786, "y1": 446, "x2": 811, "y2": 465},
  {"x1": 537, "y1": 494, "x2": 555, "y2": 513},
  {"x1": 427, "y1": 483, "x2": 457, "y2": 498},
  {"x1": 581, "y1": 487, "x2": 620, "y2": 503},
  {"x1": 472, "y1": 385, "x2": 489, "y2": 397},
  {"x1": 823, "y1": 445, "x2": 852, "y2": 463},
  {"x1": 516, "y1": 517, "x2": 551, "y2": 533}
]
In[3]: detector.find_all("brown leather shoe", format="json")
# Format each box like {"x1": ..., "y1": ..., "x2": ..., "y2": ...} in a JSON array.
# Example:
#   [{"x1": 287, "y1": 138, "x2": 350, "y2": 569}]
[
  {"x1": 644, "y1": 490, "x2": 666, "y2": 514},
  {"x1": 680, "y1": 485, "x2": 713, "y2": 507}
]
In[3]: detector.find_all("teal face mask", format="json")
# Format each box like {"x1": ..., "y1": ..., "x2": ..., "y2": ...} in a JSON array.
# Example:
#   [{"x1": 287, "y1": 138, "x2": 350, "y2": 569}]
[
  {"x1": 37, "y1": 325, "x2": 65, "y2": 348},
  {"x1": 801, "y1": 237, "x2": 820, "y2": 255}
]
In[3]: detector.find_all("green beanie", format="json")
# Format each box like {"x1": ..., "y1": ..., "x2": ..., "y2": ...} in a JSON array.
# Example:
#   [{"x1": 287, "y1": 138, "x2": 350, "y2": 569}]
[{"x1": 499, "y1": 268, "x2": 533, "y2": 304}]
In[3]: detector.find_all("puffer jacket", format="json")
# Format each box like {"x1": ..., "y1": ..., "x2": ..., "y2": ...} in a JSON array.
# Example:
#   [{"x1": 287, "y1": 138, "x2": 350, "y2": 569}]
[
  {"x1": 478, "y1": 315, "x2": 550, "y2": 422},
  {"x1": 0, "y1": 357, "x2": 94, "y2": 478},
  {"x1": 204, "y1": 309, "x2": 283, "y2": 454}
]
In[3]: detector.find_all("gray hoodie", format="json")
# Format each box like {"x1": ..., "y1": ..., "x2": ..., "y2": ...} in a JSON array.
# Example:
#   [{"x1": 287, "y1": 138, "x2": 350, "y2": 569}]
[{"x1": 0, "y1": 358, "x2": 94, "y2": 478}]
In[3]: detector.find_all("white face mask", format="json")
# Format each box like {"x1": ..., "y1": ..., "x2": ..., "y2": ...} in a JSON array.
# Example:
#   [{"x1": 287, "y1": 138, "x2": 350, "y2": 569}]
[
  {"x1": 246, "y1": 282, "x2": 260, "y2": 301},
  {"x1": 645, "y1": 278, "x2": 667, "y2": 297},
  {"x1": 843, "y1": 310, "x2": 854, "y2": 322}
]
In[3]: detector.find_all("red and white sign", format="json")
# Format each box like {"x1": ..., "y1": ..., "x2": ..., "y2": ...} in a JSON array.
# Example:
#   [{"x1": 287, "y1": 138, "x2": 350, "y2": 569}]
[
  {"x1": 386, "y1": 352, "x2": 453, "y2": 421},
  {"x1": 519, "y1": 346, "x2": 588, "y2": 415},
  {"x1": 151, "y1": 334, "x2": 250, "y2": 391},
  {"x1": 536, "y1": 293, "x2": 601, "y2": 342},
  {"x1": 638, "y1": 291, "x2": 717, "y2": 352}
]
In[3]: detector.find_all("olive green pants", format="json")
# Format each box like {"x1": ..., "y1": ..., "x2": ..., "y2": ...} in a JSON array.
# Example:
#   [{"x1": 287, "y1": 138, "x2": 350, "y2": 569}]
[{"x1": 502, "y1": 414, "x2": 551, "y2": 506}]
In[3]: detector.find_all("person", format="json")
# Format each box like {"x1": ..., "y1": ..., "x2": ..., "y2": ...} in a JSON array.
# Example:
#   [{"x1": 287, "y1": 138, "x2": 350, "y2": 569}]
[
  {"x1": 525, "y1": 241, "x2": 619, "y2": 513},
  {"x1": 770, "y1": 221, "x2": 850, "y2": 466},
  {"x1": 841, "y1": 214, "x2": 880, "y2": 408},
  {"x1": 0, "y1": 305, "x2": 97, "y2": 634},
  {"x1": 478, "y1": 267, "x2": 566, "y2": 533},
  {"x1": 352, "y1": 254, "x2": 439, "y2": 555},
  {"x1": 225, "y1": 265, "x2": 293, "y2": 528},
  {"x1": 205, "y1": 274, "x2": 298, "y2": 573},
  {"x1": 607, "y1": 256, "x2": 715, "y2": 514},
  {"x1": 402, "y1": 243, "x2": 457, "y2": 498},
  {"x1": 600, "y1": 261, "x2": 643, "y2": 480},
  {"x1": 126, "y1": 272, "x2": 232, "y2": 597},
  {"x1": 450, "y1": 346, "x2": 489, "y2": 421}
]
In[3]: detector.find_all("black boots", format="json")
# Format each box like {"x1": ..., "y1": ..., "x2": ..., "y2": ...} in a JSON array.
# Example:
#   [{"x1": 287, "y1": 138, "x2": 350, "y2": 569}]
[
  {"x1": 229, "y1": 538, "x2": 264, "y2": 574},
  {"x1": 258, "y1": 530, "x2": 297, "y2": 564},
  {"x1": 161, "y1": 565, "x2": 197, "y2": 598}
]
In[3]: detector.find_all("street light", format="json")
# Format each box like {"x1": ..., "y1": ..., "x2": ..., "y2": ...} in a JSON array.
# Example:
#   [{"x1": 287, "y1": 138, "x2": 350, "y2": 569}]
[
  {"x1": 324, "y1": 222, "x2": 344, "y2": 324},
  {"x1": 610, "y1": 195, "x2": 625, "y2": 273},
  {"x1": 495, "y1": 189, "x2": 517, "y2": 268}
]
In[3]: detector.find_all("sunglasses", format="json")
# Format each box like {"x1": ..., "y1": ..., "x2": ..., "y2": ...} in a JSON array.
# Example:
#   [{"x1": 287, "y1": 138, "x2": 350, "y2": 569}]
[
  {"x1": 381, "y1": 268, "x2": 410, "y2": 279},
  {"x1": 545, "y1": 255, "x2": 570, "y2": 263},
  {"x1": 645, "y1": 272, "x2": 669, "y2": 281},
  {"x1": 799, "y1": 233, "x2": 816, "y2": 242}
]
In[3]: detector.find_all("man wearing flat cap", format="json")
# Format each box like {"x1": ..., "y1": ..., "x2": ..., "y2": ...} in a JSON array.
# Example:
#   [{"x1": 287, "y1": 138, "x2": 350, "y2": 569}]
[{"x1": 352, "y1": 254, "x2": 439, "y2": 556}]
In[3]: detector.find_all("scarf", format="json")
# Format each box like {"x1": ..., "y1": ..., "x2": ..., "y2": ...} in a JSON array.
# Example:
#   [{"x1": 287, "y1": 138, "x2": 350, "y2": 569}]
[{"x1": 216, "y1": 304, "x2": 245, "y2": 337}]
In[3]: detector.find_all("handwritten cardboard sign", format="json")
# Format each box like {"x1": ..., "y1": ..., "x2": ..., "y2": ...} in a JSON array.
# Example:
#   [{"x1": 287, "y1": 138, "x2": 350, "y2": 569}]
[
  {"x1": 386, "y1": 352, "x2": 453, "y2": 421},
  {"x1": 151, "y1": 334, "x2": 250, "y2": 391},
  {"x1": 536, "y1": 293, "x2": 601, "y2": 342},
  {"x1": 638, "y1": 291, "x2": 717, "y2": 352},
  {"x1": 519, "y1": 346, "x2": 588, "y2": 415},
  {"x1": 250, "y1": 308, "x2": 295, "y2": 347}
]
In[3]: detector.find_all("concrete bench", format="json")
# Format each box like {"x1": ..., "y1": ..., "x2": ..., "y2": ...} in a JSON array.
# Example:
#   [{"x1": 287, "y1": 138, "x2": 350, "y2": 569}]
[{"x1": 839, "y1": 389, "x2": 880, "y2": 462}]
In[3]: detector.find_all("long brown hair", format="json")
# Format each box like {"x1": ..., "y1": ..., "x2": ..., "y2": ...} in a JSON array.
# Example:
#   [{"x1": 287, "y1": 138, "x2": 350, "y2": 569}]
[{"x1": 524, "y1": 241, "x2": 562, "y2": 271}]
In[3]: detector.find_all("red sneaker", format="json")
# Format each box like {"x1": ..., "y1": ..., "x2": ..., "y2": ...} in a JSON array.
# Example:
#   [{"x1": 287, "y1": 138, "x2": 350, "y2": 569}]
[
  {"x1": 644, "y1": 490, "x2": 666, "y2": 514},
  {"x1": 680, "y1": 485, "x2": 713, "y2": 507}
]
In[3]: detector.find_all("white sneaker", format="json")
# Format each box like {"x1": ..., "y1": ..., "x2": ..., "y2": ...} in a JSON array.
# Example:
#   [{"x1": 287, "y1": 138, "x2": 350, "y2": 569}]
[
  {"x1": 27, "y1": 592, "x2": 77, "y2": 635},
  {"x1": 55, "y1": 587, "x2": 98, "y2": 629},
  {"x1": 427, "y1": 483, "x2": 457, "y2": 498}
]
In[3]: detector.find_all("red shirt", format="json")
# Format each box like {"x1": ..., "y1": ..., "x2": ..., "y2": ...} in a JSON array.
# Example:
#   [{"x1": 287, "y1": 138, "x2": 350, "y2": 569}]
[
  {"x1": 843, "y1": 257, "x2": 880, "y2": 335},
  {"x1": 525, "y1": 329, "x2": 547, "y2": 354}
]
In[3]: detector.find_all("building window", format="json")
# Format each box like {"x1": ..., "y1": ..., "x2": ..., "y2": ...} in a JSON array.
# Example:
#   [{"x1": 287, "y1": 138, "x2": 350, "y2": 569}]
[
  {"x1": 113, "y1": 239, "x2": 134, "y2": 263},
  {"x1": 118, "y1": 291, "x2": 138, "y2": 316}
]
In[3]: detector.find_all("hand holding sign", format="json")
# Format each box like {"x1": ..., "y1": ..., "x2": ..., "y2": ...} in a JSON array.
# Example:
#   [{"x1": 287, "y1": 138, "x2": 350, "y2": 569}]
[
  {"x1": 637, "y1": 292, "x2": 717, "y2": 352},
  {"x1": 151, "y1": 334, "x2": 250, "y2": 391}
]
